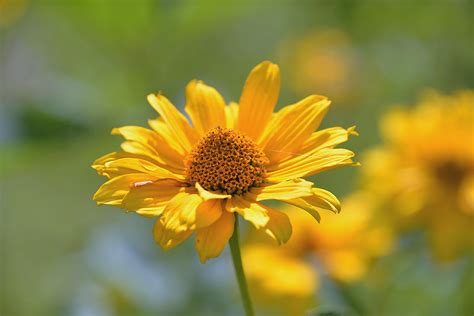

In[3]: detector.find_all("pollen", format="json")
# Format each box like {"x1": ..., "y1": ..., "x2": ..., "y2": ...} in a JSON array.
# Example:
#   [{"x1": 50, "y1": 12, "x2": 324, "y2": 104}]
[{"x1": 185, "y1": 126, "x2": 269, "y2": 195}]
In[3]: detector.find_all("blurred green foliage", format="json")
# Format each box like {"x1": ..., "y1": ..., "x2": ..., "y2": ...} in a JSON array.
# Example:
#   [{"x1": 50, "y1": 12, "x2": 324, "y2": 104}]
[{"x1": 1, "y1": 0, "x2": 473, "y2": 315}]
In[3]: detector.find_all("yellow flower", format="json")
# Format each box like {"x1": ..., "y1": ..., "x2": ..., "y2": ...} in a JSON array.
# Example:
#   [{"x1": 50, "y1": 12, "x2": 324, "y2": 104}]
[
  {"x1": 279, "y1": 29, "x2": 361, "y2": 103},
  {"x1": 0, "y1": 0, "x2": 27, "y2": 28},
  {"x1": 243, "y1": 244, "x2": 318, "y2": 316},
  {"x1": 363, "y1": 90, "x2": 474, "y2": 261},
  {"x1": 308, "y1": 193, "x2": 393, "y2": 282},
  {"x1": 92, "y1": 61, "x2": 356, "y2": 263},
  {"x1": 245, "y1": 195, "x2": 393, "y2": 283}
]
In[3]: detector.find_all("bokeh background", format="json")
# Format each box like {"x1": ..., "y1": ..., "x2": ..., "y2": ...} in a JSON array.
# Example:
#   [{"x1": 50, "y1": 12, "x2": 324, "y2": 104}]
[{"x1": 1, "y1": 0, "x2": 473, "y2": 315}]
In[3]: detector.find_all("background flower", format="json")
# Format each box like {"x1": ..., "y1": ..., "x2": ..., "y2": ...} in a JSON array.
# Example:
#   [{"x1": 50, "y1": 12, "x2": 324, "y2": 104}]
[{"x1": 362, "y1": 91, "x2": 474, "y2": 261}]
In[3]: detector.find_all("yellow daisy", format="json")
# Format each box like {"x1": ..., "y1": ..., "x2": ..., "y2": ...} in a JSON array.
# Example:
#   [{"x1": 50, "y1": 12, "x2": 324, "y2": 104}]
[
  {"x1": 244, "y1": 194, "x2": 393, "y2": 284},
  {"x1": 363, "y1": 90, "x2": 474, "y2": 261},
  {"x1": 243, "y1": 244, "x2": 318, "y2": 315},
  {"x1": 92, "y1": 61, "x2": 357, "y2": 263}
]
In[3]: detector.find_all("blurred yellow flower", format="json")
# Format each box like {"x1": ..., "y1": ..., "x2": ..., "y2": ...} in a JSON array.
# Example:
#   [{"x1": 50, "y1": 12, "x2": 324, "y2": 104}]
[
  {"x1": 244, "y1": 194, "x2": 393, "y2": 286},
  {"x1": 0, "y1": 0, "x2": 27, "y2": 27},
  {"x1": 279, "y1": 29, "x2": 361, "y2": 103},
  {"x1": 243, "y1": 244, "x2": 318, "y2": 316},
  {"x1": 363, "y1": 90, "x2": 474, "y2": 261},
  {"x1": 92, "y1": 61, "x2": 357, "y2": 263},
  {"x1": 307, "y1": 193, "x2": 394, "y2": 282}
]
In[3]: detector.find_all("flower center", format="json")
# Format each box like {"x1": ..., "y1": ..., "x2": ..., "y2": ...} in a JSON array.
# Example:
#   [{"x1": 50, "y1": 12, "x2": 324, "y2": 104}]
[{"x1": 185, "y1": 126, "x2": 269, "y2": 195}]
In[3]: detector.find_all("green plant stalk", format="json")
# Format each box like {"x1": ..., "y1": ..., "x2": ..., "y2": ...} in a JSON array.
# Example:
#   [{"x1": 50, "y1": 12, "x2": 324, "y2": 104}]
[{"x1": 229, "y1": 213, "x2": 255, "y2": 316}]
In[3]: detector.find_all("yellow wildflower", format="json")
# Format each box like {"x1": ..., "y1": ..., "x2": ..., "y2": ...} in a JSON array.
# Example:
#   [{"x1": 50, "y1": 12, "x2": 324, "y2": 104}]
[
  {"x1": 92, "y1": 61, "x2": 356, "y2": 263},
  {"x1": 0, "y1": 0, "x2": 27, "y2": 27},
  {"x1": 240, "y1": 194, "x2": 392, "y2": 315},
  {"x1": 279, "y1": 29, "x2": 360, "y2": 103},
  {"x1": 363, "y1": 90, "x2": 474, "y2": 261},
  {"x1": 243, "y1": 244, "x2": 318, "y2": 316}
]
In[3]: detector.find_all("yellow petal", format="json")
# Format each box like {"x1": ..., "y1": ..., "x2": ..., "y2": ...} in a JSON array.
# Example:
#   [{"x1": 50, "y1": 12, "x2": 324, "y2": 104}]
[
  {"x1": 92, "y1": 151, "x2": 143, "y2": 178},
  {"x1": 148, "y1": 117, "x2": 187, "y2": 156},
  {"x1": 99, "y1": 158, "x2": 184, "y2": 180},
  {"x1": 249, "y1": 178, "x2": 314, "y2": 201},
  {"x1": 237, "y1": 61, "x2": 280, "y2": 141},
  {"x1": 194, "y1": 199, "x2": 224, "y2": 229},
  {"x1": 153, "y1": 217, "x2": 192, "y2": 250},
  {"x1": 225, "y1": 102, "x2": 239, "y2": 129},
  {"x1": 147, "y1": 93, "x2": 199, "y2": 153},
  {"x1": 161, "y1": 192, "x2": 203, "y2": 232},
  {"x1": 195, "y1": 182, "x2": 231, "y2": 201},
  {"x1": 267, "y1": 148, "x2": 355, "y2": 182},
  {"x1": 184, "y1": 80, "x2": 227, "y2": 136},
  {"x1": 305, "y1": 188, "x2": 341, "y2": 214},
  {"x1": 93, "y1": 173, "x2": 158, "y2": 206},
  {"x1": 284, "y1": 187, "x2": 342, "y2": 222},
  {"x1": 112, "y1": 126, "x2": 185, "y2": 171},
  {"x1": 259, "y1": 95, "x2": 331, "y2": 161},
  {"x1": 226, "y1": 195, "x2": 269, "y2": 228},
  {"x1": 195, "y1": 210, "x2": 235, "y2": 263},
  {"x1": 122, "y1": 179, "x2": 186, "y2": 216},
  {"x1": 299, "y1": 126, "x2": 358, "y2": 154},
  {"x1": 262, "y1": 206, "x2": 292, "y2": 245},
  {"x1": 283, "y1": 199, "x2": 321, "y2": 223}
]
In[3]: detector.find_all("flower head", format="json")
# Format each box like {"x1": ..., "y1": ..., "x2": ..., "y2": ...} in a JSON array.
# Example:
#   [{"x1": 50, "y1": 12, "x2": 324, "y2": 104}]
[
  {"x1": 92, "y1": 61, "x2": 357, "y2": 263},
  {"x1": 363, "y1": 90, "x2": 474, "y2": 261}
]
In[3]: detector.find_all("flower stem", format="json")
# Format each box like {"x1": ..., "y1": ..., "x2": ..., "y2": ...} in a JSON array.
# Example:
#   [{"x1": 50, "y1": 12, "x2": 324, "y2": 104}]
[{"x1": 229, "y1": 213, "x2": 255, "y2": 316}]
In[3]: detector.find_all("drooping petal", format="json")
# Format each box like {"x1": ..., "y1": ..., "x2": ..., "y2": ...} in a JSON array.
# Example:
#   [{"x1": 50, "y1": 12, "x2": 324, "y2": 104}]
[
  {"x1": 248, "y1": 178, "x2": 313, "y2": 201},
  {"x1": 153, "y1": 217, "x2": 192, "y2": 250},
  {"x1": 283, "y1": 199, "x2": 321, "y2": 223},
  {"x1": 147, "y1": 93, "x2": 199, "y2": 153},
  {"x1": 184, "y1": 80, "x2": 227, "y2": 136},
  {"x1": 305, "y1": 188, "x2": 341, "y2": 214},
  {"x1": 195, "y1": 182, "x2": 231, "y2": 201},
  {"x1": 236, "y1": 61, "x2": 280, "y2": 141},
  {"x1": 225, "y1": 102, "x2": 239, "y2": 129},
  {"x1": 262, "y1": 206, "x2": 292, "y2": 245},
  {"x1": 267, "y1": 148, "x2": 355, "y2": 182},
  {"x1": 259, "y1": 95, "x2": 331, "y2": 161},
  {"x1": 226, "y1": 196, "x2": 269, "y2": 228},
  {"x1": 122, "y1": 179, "x2": 186, "y2": 216},
  {"x1": 284, "y1": 187, "x2": 342, "y2": 222},
  {"x1": 112, "y1": 126, "x2": 185, "y2": 171},
  {"x1": 93, "y1": 173, "x2": 159, "y2": 206},
  {"x1": 195, "y1": 210, "x2": 234, "y2": 263}
]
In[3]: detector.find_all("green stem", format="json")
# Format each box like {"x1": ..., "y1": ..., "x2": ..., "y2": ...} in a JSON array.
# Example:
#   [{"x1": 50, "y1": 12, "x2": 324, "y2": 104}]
[{"x1": 229, "y1": 213, "x2": 255, "y2": 316}]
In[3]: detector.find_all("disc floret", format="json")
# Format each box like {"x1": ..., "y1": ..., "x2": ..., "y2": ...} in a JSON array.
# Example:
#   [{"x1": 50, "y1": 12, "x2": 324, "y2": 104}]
[{"x1": 185, "y1": 127, "x2": 269, "y2": 195}]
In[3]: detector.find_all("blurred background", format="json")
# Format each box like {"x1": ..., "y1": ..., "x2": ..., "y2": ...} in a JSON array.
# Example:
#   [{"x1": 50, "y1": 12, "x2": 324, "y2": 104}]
[{"x1": 1, "y1": 0, "x2": 473, "y2": 315}]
